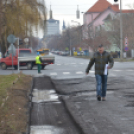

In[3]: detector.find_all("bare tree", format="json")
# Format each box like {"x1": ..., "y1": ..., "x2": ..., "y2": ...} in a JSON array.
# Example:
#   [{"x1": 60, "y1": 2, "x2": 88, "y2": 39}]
[{"x1": 0, "y1": 0, "x2": 47, "y2": 53}]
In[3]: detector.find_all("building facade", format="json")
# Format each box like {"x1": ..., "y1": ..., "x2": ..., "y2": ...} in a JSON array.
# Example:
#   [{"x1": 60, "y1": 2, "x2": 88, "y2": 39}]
[
  {"x1": 44, "y1": 19, "x2": 60, "y2": 36},
  {"x1": 83, "y1": 0, "x2": 134, "y2": 39}
]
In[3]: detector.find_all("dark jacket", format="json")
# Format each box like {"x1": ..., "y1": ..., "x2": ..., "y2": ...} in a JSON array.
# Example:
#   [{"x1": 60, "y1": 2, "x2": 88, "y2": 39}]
[
  {"x1": 39, "y1": 57, "x2": 43, "y2": 63},
  {"x1": 86, "y1": 51, "x2": 114, "y2": 75}
]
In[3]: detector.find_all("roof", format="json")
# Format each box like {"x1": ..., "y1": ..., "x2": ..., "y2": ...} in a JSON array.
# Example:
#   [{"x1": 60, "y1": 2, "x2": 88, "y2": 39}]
[
  {"x1": 86, "y1": 0, "x2": 112, "y2": 13},
  {"x1": 88, "y1": 3, "x2": 134, "y2": 25},
  {"x1": 47, "y1": 19, "x2": 59, "y2": 23},
  {"x1": 110, "y1": 4, "x2": 134, "y2": 13},
  {"x1": 86, "y1": 0, "x2": 134, "y2": 13}
]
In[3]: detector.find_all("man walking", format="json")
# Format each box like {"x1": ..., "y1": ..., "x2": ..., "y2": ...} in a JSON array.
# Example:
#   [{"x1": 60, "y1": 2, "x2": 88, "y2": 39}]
[
  {"x1": 36, "y1": 52, "x2": 42, "y2": 74},
  {"x1": 86, "y1": 44, "x2": 114, "y2": 101}
]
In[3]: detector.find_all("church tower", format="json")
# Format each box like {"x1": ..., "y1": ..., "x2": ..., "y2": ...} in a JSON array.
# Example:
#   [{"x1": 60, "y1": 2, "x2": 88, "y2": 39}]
[{"x1": 50, "y1": 5, "x2": 53, "y2": 19}]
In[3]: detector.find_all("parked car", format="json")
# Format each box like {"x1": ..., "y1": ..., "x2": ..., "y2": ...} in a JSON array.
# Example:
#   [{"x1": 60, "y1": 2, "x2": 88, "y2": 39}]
[{"x1": 77, "y1": 51, "x2": 84, "y2": 56}]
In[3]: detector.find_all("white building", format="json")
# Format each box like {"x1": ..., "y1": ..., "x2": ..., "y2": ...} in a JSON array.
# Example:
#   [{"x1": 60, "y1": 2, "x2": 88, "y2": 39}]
[
  {"x1": 44, "y1": 19, "x2": 60, "y2": 36},
  {"x1": 44, "y1": 6, "x2": 60, "y2": 36}
]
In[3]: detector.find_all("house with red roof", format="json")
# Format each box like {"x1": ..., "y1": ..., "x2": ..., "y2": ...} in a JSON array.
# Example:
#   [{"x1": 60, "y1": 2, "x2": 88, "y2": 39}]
[{"x1": 82, "y1": 0, "x2": 134, "y2": 39}]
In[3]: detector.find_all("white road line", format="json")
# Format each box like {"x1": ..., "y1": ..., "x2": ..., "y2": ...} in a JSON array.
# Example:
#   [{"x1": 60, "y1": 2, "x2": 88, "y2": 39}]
[
  {"x1": 90, "y1": 71, "x2": 95, "y2": 73},
  {"x1": 57, "y1": 64, "x2": 61, "y2": 65},
  {"x1": 76, "y1": 71, "x2": 83, "y2": 74},
  {"x1": 63, "y1": 72, "x2": 70, "y2": 75},
  {"x1": 80, "y1": 63, "x2": 84, "y2": 64},
  {"x1": 50, "y1": 73, "x2": 57, "y2": 76},
  {"x1": 113, "y1": 70, "x2": 122, "y2": 71}
]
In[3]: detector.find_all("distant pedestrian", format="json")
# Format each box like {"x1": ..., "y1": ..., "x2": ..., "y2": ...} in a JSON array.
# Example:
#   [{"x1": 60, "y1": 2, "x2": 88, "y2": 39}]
[
  {"x1": 86, "y1": 44, "x2": 114, "y2": 101},
  {"x1": 118, "y1": 51, "x2": 120, "y2": 58},
  {"x1": 35, "y1": 52, "x2": 42, "y2": 74}
]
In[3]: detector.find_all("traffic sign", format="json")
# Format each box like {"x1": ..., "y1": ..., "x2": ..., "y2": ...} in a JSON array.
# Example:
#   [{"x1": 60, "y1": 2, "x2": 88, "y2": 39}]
[
  {"x1": 125, "y1": 47, "x2": 128, "y2": 51},
  {"x1": 7, "y1": 34, "x2": 16, "y2": 44},
  {"x1": 24, "y1": 38, "x2": 29, "y2": 43},
  {"x1": 8, "y1": 44, "x2": 16, "y2": 56},
  {"x1": 125, "y1": 37, "x2": 128, "y2": 46}
]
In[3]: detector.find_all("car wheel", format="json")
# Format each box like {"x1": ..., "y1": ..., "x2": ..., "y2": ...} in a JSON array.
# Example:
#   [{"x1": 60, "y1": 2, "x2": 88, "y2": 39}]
[
  {"x1": 1, "y1": 63, "x2": 7, "y2": 70},
  {"x1": 27, "y1": 63, "x2": 33, "y2": 70}
]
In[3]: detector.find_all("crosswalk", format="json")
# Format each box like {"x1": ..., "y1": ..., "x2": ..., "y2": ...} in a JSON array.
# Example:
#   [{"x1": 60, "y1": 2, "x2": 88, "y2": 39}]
[
  {"x1": 49, "y1": 62, "x2": 120, "y2": 66},
  {"x1": 52, "y1": 63, "x2": 87, "y2": 66},
  {"x1": 36, "y1": 69, "x2": 134, "y2": 78}
]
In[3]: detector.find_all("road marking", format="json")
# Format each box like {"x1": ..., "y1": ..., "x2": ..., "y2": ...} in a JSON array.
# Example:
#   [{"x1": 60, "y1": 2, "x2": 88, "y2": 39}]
[
  {"x1": 76, "y1": 71, "x2": 83, "y2": 74},
  {"x1": 63, "y1": 72, "x2": 70, "y2": 75},
  {"x1": 57, "y1": 64, "x2": 61, "y2": 65},
  {"x1": 113, "y1": 70, "x2": 122, "y2": 71},
  {"x1": 90, "y1": 71, "x2": 95, "y2": 73},
  {"x1": 50, "y1": 73, "x2": 57, "y2": 75},
  {"x1": 71, "y1": 63, "x2": 76, "y2": 64},
  {"x1": 80, "y1": 63, "x2": 84, "y2": 64}
]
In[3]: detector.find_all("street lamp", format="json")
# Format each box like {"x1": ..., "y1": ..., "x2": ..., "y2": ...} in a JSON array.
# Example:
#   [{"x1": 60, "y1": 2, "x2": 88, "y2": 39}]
[
  {"x1": 81, "y1": 12, "x2": 85, "y2": 25},
  {"x1": 114, "y1": 0, "x2": 123, "y2": 60}
]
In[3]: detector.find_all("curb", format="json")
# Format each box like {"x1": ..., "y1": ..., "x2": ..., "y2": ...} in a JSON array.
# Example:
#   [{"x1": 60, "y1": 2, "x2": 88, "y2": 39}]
[
  {"x1": 26, "y1": 76, "x2": 34, "y2": 134},
  {"x1": 60, "y1": 97, "x2": 84, "y2": 134}
]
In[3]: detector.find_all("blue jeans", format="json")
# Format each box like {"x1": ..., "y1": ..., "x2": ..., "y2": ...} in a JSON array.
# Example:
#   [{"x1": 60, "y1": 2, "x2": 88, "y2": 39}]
[{"x1": 95, "y1": 75, "x2": 108, "y2": 97}]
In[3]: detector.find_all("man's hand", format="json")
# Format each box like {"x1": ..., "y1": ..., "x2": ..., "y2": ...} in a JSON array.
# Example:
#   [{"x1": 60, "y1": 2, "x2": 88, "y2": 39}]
[{"x1": 107, "y1": 66, "x2": 111, "y2": 69}]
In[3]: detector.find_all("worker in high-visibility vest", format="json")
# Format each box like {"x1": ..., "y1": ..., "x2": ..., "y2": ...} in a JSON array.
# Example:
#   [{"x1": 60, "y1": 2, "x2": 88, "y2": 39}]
[{"x1": 36, "y1": 52, "x2": 42, "y2": 73}]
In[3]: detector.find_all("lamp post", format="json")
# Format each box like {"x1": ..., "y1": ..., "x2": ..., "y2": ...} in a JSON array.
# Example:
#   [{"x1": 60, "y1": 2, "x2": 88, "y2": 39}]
[
  {"x1": 15, "y1": 38, "x2": 19, "y2": 73},
  {"x1": 114, "y1": 0, "x2": 123, "y2": 60},
  {"x1": 120, "y1": 0, "x2": 123, "y2": 60}
]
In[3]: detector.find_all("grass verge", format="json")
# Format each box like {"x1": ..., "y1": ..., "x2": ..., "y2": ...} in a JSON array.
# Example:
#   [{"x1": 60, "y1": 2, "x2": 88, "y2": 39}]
[{"x1": 0, "y1": 73, "x2": 32, "y2": 134}]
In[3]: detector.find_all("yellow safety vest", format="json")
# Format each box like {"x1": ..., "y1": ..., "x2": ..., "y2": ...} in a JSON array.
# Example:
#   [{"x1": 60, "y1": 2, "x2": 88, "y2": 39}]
[{"x1": 36, "y1": 56, "x2": 41, "y2": 64}]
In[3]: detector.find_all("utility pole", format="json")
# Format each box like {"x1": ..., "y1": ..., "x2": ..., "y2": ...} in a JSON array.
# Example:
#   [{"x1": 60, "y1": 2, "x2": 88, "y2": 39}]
[
  {"x1": 120, "y1": 0, "x2": 123, "y2": 60},
  {"x1": 69, "y1": 28, "x2": 71, "y2": 56},
  {"x1": 114, "y1": 0, "x2": 123, "y2": 60}
]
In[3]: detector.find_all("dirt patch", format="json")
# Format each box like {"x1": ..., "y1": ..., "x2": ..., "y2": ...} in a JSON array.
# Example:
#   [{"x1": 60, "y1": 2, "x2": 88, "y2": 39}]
[{"x1": 0, "y1": 73, "x2": 32, "y2": 134}]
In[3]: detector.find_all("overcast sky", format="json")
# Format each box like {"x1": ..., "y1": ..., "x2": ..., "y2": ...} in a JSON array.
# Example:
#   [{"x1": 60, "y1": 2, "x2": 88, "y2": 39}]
[{"x1": 38, "y1": 0, "x2": 134, "y2": 37}]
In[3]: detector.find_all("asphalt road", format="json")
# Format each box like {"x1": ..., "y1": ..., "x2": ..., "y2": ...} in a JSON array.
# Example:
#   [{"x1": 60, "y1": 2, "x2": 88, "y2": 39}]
[
  {"x1": 1, "y1": 54, "x2": 134, "y2": 80},
  {"x1": 3, "y1": 54, "x2": 133, "y2": 134},
  {"x1": 30, "y1": 72, "x2": 134, "y2": 134}
]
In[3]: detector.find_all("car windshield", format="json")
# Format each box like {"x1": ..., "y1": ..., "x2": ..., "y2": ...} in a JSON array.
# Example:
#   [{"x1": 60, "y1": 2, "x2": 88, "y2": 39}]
[{"x1": 19, "y1": 50, "x2": 31, "y2": 57}]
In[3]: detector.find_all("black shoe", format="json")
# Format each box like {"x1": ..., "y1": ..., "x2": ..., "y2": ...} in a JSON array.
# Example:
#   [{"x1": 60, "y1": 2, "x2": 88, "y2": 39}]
[{"x1": 97, "y1": 96, "x2": 101, "y2": 101}]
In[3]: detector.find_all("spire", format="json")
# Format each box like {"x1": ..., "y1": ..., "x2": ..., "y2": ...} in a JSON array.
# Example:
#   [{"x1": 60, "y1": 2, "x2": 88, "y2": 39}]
[
  {"x1": 50, "y1": 5, "x2": 53, "y2": 19},
  {"x1": 62, "y1": 20, "x2": 66, "y2": 30},
  {"x1": 76, "y1": 5, "x2": 80, "y2": 19}
]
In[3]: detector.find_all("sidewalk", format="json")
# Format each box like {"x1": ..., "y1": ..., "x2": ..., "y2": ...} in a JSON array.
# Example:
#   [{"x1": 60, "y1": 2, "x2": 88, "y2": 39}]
[
  {"x1": 31, "y1": 75, "x2": 134, "y2": 134},
  {"x1": 53, "y1": 76, "x2": 134, "y2": 134}
]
